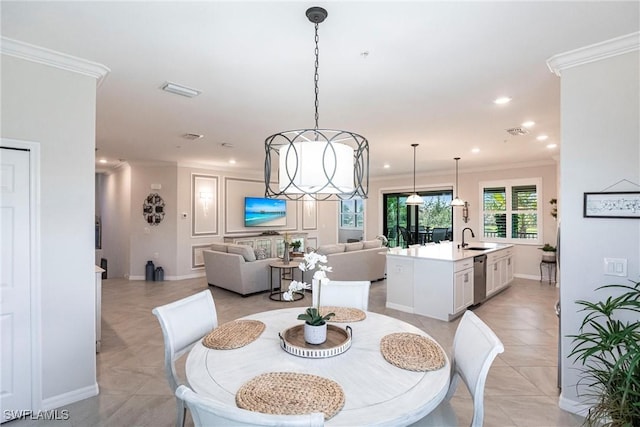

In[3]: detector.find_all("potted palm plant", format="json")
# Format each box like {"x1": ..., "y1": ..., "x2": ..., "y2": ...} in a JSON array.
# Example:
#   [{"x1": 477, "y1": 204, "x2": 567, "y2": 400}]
[{"x1": 569, "y1": 281, "x2": 640, "y2": 426}]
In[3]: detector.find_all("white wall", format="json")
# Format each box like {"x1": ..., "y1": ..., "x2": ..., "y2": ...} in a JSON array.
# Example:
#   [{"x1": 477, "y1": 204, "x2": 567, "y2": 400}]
[
  {"x1": 99, "y1": 165, "x2": 131, "y2": 278},
  {"x1": 558, "y1": 49, "x2": 639, "y2": 412},
  {"x1": 1, "y1": 54, "x2": 99, "y2": 405},
  {"x1": 367, "y1": 163, "x2": 558, "y2": 277}
]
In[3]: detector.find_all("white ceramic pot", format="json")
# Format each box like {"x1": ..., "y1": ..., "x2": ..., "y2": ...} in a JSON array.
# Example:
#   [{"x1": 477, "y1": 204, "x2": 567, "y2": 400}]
[
  {"x1": 542, "y1": 250, "x2": 556, "y2": 262},
  {"x1": 304, "y1": 322, "x2": 327, "y2": 345}
]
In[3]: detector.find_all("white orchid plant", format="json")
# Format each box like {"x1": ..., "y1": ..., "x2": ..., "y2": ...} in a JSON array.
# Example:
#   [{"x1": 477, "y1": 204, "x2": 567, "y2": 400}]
[{"x1": 282, "y1": 252, "x2": 335, "y2": 324}]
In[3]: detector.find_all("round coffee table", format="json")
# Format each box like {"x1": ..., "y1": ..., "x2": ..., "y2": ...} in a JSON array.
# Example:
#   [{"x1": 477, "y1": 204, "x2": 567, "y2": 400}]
[{"x1": 269, "y1": 260, "x2": 304, "y2": 301}]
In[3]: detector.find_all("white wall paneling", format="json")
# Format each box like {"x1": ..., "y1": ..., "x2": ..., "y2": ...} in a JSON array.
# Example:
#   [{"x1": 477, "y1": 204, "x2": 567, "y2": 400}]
[
  {"x1": 191, "y1": 244, "x2": 212, "y2": 269},
  {"x1": 191, "y1": 174, "x2": 218, "y2": 236},
  {"x1": 302, "y1": 196, "x2": 317, "y2": 230}
]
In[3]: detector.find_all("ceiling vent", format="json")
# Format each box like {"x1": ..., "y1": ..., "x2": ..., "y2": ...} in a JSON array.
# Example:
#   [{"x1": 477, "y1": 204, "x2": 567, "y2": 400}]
[
  {"x1": 161, "y1": 82, "x2": 201, "y2": 98},
  {"x1": 183, "y1": 133, "x2": 203, "y2": 140},
  {"x1": 505, "y1": 127, "x2": 529, "y2": 136}
]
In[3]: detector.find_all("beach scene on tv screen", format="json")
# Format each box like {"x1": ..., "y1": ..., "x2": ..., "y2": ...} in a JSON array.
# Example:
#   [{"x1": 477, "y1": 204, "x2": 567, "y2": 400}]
[{"x1": 245, "y1": 198, "x2": 287, "y2": 226}]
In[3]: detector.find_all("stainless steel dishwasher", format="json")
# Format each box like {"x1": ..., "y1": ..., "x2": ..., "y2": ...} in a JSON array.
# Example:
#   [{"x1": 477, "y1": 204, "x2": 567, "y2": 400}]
[{"x1": 473, "y1": 254, "x2": 487, "y2": 304}]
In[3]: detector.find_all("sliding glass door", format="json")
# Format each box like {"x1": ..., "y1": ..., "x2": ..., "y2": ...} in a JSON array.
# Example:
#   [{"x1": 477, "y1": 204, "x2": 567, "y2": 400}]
[{"x1": 383, "y1": 190, "x2": 453, "y2": 247}]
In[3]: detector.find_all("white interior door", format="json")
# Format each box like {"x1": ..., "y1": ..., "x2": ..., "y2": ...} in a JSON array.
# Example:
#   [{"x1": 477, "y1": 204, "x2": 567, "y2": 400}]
[{"x1": 0, "y1": 147, "x2": 32, "y2": 422}]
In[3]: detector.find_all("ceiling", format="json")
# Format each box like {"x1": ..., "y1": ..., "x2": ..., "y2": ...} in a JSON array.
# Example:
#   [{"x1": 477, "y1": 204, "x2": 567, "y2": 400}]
[{"x1": 2, "y1": 1, "x2": 639, "y2": 179}]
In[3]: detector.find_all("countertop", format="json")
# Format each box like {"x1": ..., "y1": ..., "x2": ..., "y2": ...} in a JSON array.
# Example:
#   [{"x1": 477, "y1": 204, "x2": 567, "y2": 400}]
[{"x1": 386, "y1": 241, "x2": 513, "y2": 262}]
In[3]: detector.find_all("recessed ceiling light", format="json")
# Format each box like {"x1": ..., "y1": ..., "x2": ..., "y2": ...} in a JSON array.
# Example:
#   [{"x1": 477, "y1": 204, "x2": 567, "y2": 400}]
[
  {"x1": 537, "y1": 135, "x2": 549, "y2": 141},
  {"x1": 383, "y1": 164, "x2": 390, "y2": 169},
  {"x1": 183, "y1": 133, "x2": 203, "y2": 140},
  {"x1": 471, "y1": 148, "x2": 480, "y2": 153},
  {"x1": 221, "y1": 143, "x2": 234, "y2": 148},
  {"x1": 229, "y1": 159, "x2": 236, "y2": 164},
  {"x1": 493, "y1": 96, "x2": 512, "y2": 105},
  {"x1": 522, "y1": 121, "x2": 535, "y2": 128},
  {"x1": 161, "y1": 82, "x2": 201, "y2": 98},
  {"x1": 99, "y1": 159, "x2": 107, "y2": 164},
  {"x1": 546, "y1": 143, "x2": 557, "y2": 149}
]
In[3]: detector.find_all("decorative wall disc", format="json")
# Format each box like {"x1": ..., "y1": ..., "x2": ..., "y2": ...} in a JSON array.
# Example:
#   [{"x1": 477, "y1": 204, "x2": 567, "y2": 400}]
[{"x1": 143, "y1": 193, "x2": 165, "y2": 226}]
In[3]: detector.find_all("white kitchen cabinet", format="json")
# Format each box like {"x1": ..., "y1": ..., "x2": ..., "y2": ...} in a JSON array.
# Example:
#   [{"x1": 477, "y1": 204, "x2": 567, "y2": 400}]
[{"x1": 454, "y1": 267, "x2": 474, "y2": 313}]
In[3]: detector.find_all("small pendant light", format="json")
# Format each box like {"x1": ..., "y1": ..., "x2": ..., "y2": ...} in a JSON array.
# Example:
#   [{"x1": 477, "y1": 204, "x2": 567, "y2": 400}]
[
  {"x1": 451, "y1": 157, "x2": 465, "y2": 206},
  {"x1": 406, "y1": 144, "x2": 424, "y2": 205}
]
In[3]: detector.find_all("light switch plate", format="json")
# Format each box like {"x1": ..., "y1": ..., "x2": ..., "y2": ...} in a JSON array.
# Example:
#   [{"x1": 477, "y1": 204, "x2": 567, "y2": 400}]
[{"x1": 604, "y1": 258, "x2": 627, "y2": 277}]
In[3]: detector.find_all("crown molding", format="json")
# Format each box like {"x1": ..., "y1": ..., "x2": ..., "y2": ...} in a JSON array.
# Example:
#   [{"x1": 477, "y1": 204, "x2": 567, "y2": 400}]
[
  {"x1": 1, "y1": 37, "x2": 110, "y2": 86},
  {"x1": 546, "y1": 31, "x2": 639, "y2": 76}
]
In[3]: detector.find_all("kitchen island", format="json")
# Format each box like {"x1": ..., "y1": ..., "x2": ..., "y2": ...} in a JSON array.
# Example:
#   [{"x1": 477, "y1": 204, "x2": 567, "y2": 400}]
[{"x1": 386, "y1": 242, "x2": 514, "y2": 321}]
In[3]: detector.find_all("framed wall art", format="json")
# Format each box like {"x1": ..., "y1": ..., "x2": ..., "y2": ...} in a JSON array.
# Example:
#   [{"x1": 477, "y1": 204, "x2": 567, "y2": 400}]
[{"x1": 583, "y1": 191, "x2": 640, "y2": 218}]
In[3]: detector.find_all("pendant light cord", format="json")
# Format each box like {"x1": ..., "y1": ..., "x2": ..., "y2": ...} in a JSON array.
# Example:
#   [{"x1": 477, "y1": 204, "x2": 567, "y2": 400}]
[
  {"x1": 413, "y1": 146, "x2": 417, "y2": 193},
  {"x1": 314, "y1": 22, "x2": 320, "y2": 131}
]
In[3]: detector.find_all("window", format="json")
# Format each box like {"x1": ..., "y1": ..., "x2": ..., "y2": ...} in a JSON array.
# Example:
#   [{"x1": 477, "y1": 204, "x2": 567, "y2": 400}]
[
  {"x1": 340, "y1": 199, "x2": 364, "y2": 229},
  {"x1": 481, "y1": 178, "x2": 541, "y2": 244}
]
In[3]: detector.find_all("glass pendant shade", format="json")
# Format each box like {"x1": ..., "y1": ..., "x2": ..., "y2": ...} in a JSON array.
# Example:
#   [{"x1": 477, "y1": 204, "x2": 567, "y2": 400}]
[
  {"x1": 451, "y1": 197, "x2": 466, "y2": 206},
  {"x1": 406, "y1": 193, "x2": 424, "y2": 205}
]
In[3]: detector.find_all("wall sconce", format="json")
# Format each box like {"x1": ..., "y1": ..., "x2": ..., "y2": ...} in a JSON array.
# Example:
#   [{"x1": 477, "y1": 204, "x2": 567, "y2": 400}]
[
  {"x1": 199, "y1": 191, "x2": 213, "y2": 215},
  {"x1": 462, "y1": 201, "x2": 470, "y2": 223}
]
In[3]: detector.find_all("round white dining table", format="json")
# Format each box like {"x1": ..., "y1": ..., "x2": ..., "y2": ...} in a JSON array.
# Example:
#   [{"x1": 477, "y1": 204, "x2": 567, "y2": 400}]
[{"x1": 186, "y1": 307, "x2": 450, "y2": 426}]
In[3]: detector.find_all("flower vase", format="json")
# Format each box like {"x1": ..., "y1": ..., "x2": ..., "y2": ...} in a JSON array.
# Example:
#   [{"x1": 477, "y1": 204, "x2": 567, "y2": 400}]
[
  {"x1": 283, "y1": 242, "x2": 290, "y2": 265},
  {"x1": 304, "y1": 322, "x2": 327, "y2": 344}
]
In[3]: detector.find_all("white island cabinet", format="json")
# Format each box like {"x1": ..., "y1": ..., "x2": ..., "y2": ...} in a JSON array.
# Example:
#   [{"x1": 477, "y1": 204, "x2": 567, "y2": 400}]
[{"x1": 386, "y1": 242, "x2": 514, "y2": 321}]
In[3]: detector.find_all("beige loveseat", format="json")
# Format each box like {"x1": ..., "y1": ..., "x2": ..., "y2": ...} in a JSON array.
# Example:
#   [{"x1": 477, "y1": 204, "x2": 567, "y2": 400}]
[
  {"x1": 316, "y1": 240, "x2": 386, "y2": 282},
  {"x1": 203, "y1": 243, "x2": 276, "y2": 296}
]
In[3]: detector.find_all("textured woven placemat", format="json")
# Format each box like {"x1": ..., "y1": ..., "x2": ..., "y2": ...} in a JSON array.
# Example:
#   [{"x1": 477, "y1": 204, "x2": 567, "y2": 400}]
[
  {"x1": 202, "y1": 320, "x2": 265, "y2": 350},
  {"x1": 380, "y1": 332, "x2": 446, "y2": 371},
  {"x1": 321, "y1": 306, "x2": 366, "y2": 322},
  {"x1": 236, "y1": 372, "x2": 345, "y2": 420}
]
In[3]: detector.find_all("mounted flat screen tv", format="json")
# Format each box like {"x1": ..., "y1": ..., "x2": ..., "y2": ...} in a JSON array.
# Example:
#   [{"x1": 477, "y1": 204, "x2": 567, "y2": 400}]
[{"x1": 244, "y1": 197, "x2": 287, "y2": 227}]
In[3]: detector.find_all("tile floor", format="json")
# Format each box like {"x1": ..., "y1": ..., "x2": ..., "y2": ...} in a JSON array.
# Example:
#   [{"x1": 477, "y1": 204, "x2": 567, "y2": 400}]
[{"x1": 9, "y1": 276, "x2": 584, "y2": 427}]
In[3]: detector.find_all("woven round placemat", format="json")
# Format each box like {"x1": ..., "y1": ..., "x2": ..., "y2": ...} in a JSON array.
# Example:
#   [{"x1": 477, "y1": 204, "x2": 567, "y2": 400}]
[
  {"x1": 236, "y1": 372, "x2": 345, "y2": 420},
  {"x1": 380, "y1": 332, "x2": 446, "y2": 371},
  {"x1": 321, "y1": 306, "x2": 366, "y2": 322},
  {"x1": 202, "y1": 320, "x2": 265, "y2": 350}
]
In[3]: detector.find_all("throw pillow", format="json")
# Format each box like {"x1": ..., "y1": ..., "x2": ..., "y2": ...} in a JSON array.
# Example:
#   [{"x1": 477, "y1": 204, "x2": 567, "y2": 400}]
[
  {"x1": 254, "y1": 248, "x2": 267, "y2": 260},
  {"x1": 362, "y1": 239, "x2": 382, "y2": 249},
  {"x1": 316, "y1": 243, "x2": 346, "y2": 255},
  {"x1": 345, "y1": 242, "x2": 364, "y2": 252},
  {"x1": 228, "y1": 244, "x2": 256, "y2": 262}
]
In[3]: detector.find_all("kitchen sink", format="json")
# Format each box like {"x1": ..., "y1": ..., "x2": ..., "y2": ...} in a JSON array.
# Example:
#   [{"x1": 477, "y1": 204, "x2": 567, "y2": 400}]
[{"x1": 464, "y1": 247, "x2": 488, "y2": 251}]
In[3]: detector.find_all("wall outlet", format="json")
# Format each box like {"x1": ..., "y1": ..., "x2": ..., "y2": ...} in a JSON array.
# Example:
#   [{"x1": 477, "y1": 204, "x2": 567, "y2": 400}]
[
  {"x1": 153, "y1": 252, "x2": 159, "y2": 260},
  {"x1": 604, "y1": 258, "x2": 627, "y2": 277}
]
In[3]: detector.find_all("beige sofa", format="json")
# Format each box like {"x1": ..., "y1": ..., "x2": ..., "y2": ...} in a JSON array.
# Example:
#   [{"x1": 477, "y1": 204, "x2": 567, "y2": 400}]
[
  {"x1": 203, "y1": 243, "x2": 276, "y2": 296},
  {"x1": 316, "y1": 240, "x2": 386, "y2": 282}
]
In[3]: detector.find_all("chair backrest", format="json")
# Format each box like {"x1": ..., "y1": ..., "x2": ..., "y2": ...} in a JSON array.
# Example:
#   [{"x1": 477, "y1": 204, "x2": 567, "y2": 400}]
[
  {"x1": 450, "y1": 311, "x2": 504, "y2": 427},
  {"x1": 176, "y1": 385, "x2": 325, "y2": 427},
  {"x1": 432, "y1": 227, "x2": 448, "y2": 243},
  {"x1": 311, "y1": 280, "x2": 370, "y2": 311},
  {"x1": 152, "y1": 290, "x2": 218, "y2": 391}
]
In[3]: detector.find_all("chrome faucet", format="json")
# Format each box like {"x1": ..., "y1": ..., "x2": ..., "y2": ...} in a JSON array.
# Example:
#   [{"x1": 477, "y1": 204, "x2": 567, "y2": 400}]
[{"x1": 461, "y1": 227, "x2": 475, "y2": 248}]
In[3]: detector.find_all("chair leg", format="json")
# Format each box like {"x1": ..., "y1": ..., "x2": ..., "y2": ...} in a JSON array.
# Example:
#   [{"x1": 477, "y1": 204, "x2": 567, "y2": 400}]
[{"x1": 176, "y1": 397, "x2": 186, "y2": 427}]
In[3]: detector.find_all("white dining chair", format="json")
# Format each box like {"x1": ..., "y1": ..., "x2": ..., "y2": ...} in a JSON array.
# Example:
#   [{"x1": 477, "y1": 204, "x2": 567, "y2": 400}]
[
  {"x1": 411, "y1": 310, "x2": 504, "y2": 427},
  {"x1": 152, "y1": 290, "x2": 218, "y2": 427},
  {"x1": 176, "y1": 385, "x2": 325, "y2": 427},
  {"x1": 311, "y1": 280, "x2": 370, "y2": 311}
]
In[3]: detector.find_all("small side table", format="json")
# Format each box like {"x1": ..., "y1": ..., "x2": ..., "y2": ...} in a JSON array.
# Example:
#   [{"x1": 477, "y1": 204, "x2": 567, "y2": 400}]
[
  {"x1": 269, "y1": 260, "x2": 304, "y2": 301},
  {"x1": 540, "y1": 259, "x2": 557, "y2": 284}
]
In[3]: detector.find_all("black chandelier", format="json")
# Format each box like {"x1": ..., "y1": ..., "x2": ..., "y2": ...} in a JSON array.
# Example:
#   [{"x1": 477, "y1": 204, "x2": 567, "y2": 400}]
[{"x1": 264, "y1": 6, "x2": 369, "y2": 201}]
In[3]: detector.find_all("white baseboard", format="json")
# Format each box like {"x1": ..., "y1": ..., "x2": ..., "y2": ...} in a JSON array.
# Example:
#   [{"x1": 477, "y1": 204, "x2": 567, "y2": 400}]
[
  {"x1": 385, "y1": 302, "x2": 414, "y2": 314},
  {"x1": 514, "y1": 273, "x2": 544, "y2": 281},
  {"x1": 129, "y1": 272, "x2": 206, "y2": 281},
  {"x1": 558, "y1": 393, "x2": 590, "y2": 417},
  {"x1": 42, "y1": 383, "x2": 99, "y2": 410}
]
